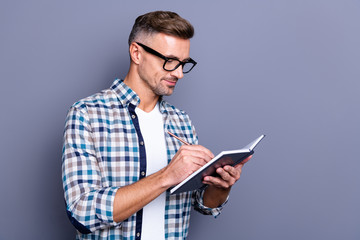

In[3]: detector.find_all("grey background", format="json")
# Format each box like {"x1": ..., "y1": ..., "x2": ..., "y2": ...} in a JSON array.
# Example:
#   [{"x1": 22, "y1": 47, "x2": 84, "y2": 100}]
[{"x1": 0, "y1": 0, "x2": 359, "y2": 239}]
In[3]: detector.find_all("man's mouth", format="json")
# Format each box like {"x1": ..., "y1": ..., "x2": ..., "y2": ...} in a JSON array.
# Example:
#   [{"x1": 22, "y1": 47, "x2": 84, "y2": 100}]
[{"x1": 163, "y1": 78, "x2": 178, "y2": 86}]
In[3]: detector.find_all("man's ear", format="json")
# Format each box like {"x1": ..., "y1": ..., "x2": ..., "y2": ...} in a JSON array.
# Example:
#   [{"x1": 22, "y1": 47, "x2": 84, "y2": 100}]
[{"x1": 129, "y1": 42, "x2": 141, "y2": 65}]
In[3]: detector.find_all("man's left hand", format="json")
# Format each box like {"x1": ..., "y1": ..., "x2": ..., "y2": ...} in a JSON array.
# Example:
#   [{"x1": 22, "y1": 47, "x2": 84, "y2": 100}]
[{"x1": 202, "y1": 155, "x2": 252, "y2": 189}]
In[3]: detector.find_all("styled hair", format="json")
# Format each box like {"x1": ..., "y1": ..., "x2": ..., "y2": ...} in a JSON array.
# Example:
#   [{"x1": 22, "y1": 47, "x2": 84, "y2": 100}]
[{"x1": 128, "y1": 11, "x2": 194, "y2": 45}]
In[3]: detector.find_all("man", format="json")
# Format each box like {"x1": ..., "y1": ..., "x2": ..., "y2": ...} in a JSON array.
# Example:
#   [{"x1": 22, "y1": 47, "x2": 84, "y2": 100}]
[{"x1": 62, "y1": 11, "x2": 250, "y2": 240}]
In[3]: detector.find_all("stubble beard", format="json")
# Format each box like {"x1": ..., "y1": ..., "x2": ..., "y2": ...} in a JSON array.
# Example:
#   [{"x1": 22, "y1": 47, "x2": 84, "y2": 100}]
[
  {"x1": 138, "y1": 67, "x2": 177, "y2": 96},
  {"x1": 150, "y1": 78, "x2": 177, "y2": 96}
]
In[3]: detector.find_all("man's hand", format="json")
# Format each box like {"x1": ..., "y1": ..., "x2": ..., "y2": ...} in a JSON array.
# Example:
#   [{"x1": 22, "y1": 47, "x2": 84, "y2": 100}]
[
  {"x1": 202, "y1": 155, "x2": 252, "y2": 208},
  {"x1": 202, "y1": 155, "x2": 252, "y2": 189},
  {"x1": 162, "y1": 145, "x2": 214, "y2": 188}
]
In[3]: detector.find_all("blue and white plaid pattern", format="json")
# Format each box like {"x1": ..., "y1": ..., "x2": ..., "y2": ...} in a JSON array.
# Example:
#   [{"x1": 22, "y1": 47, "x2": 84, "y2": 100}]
[{"x1": 62, "y1": 79, "x2": 225, "y2": 240}]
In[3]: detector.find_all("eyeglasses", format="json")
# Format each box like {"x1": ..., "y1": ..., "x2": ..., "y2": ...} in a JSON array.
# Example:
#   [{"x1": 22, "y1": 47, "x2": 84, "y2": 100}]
[{"x1": 136, "y1": 42, "x2": 197, "y2": 74}]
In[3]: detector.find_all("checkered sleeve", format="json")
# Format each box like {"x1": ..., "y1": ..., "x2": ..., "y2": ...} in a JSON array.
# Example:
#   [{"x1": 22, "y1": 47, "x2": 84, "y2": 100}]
[{"x1": 62, "y1": 105, "x2": 120, "y2": 233}]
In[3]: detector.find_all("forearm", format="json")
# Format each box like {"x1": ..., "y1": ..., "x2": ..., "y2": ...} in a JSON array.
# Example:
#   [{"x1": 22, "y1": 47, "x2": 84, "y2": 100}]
[
  {"x1": 113, "y1": 168, "x2": 170, "y2": 222},
  {"x1": 113, "y1": 144, "x2": 217, "y2": 222},
  {"x1": 203, "y1": 185, "x2": 230, "y2": 208}
]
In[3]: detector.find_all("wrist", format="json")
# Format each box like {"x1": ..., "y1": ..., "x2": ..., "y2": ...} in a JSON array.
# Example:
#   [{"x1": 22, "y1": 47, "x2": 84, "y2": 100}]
[
  {"x1": 157, "y1": 167, "x2": 173, "y2": 189},
  {"x1": 203, "y1": 185, "x2": 230, "y2": 208}
]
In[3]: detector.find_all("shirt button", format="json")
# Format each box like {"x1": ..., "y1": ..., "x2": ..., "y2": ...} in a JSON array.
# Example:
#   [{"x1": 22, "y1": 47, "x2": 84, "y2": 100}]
[
  {"x1": 140, "y1": 141, "x2": 144, "y2": 146},
  {"x1": 132, "y1": 115, "x2": 136, "y2": 119},
  {"x1": 141, "y1": 171, "x2": 145, "y2": 176},
  {"x1": 136, "y1": 232, "x2": 140, "y2": 237}
]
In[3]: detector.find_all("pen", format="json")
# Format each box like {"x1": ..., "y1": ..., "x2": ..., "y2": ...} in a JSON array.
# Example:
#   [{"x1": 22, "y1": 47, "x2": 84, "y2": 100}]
[{"x1": 167, "y1": 131, "x2": 191, "y2": 145}]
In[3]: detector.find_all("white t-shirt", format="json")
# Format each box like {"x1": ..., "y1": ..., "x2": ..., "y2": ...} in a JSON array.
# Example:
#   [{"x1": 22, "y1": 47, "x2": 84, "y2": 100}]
[{"x1": 135, "y1": 103, "x2": 167, "y2": 240}]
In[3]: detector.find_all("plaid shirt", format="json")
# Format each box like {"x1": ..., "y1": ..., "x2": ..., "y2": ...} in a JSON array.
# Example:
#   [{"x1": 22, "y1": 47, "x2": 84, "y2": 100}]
[{"x1": 62, "y1": 79, "x2": 226, "y2": 240}]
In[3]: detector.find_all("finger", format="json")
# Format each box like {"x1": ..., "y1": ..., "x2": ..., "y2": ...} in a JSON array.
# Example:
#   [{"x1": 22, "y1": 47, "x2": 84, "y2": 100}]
[
  {"x1": 193, "y1": 145, "x2": 214, "y2": 159},
  {"x1": 203, "y1": 175, "x2": 232, "y2": 189},
  {"x1": 233, "y1": 155, "x2": 252, "y2": 169},
  {"x1": 242, "y1": 155, "x2": 252, "y2": 164},
  {"x1": 178, "y1": 146, "x2": 214, "y2": 163},
  {"x1": 216, "y1": 167, "x2": 233, "y2": 181},
  {"x1": 183, "y1": 150, "x2": 213, "y2": 164},
  {"x1": 171, "y1": 148, "x2": 210, "y2": 171},
  {"x1": 188, "y1": 156, "x2": 209, "y2": 167},
  {"x1": 182, "y1": 145, "x2": 214, "y2": 160},
  {"x1": 223, "y1": 165, "x2": 241, "y2": 179}
]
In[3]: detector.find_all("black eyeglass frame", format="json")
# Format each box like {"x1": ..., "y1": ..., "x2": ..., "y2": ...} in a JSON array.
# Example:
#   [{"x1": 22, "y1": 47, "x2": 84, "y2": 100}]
[{"x1": 136, "y1": 42, "x2": 197, "y2": 74}]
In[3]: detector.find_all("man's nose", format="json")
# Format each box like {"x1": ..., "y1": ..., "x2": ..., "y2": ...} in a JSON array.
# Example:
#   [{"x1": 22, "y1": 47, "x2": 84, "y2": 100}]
[{"x1": 171, "y1": 65, "x2": 184, "y2": 79}]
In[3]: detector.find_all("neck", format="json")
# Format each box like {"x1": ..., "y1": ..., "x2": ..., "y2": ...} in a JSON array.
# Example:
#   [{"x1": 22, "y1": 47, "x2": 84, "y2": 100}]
[{"x1": 123, "y1": 69, "x2": 160, "y2": 113}]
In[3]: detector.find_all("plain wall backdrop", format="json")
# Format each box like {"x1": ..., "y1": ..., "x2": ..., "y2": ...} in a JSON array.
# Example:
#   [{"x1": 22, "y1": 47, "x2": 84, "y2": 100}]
[{"x1": 1, "y1": 0, "x2": 359, "y2": 239}]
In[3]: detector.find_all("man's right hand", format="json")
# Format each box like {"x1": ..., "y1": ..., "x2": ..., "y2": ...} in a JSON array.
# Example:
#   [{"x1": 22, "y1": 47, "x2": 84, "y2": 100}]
[{"x1": 162, "y1": 145, "x2": 214, "y2": 187}]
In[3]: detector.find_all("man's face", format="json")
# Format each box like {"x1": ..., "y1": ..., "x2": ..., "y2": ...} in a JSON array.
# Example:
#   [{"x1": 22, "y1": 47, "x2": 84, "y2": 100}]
[{"x1": 137, "y1": 33, "x2": 191, "y2": 96}]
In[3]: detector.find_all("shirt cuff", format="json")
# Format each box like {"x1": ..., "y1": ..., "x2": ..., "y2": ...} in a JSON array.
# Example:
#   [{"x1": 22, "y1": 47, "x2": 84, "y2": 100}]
[
  {"x1": 192, "y1": 187, "x2": 229, "y2": 218},
  {"x1": 94, "y1": 186, "x2": 121, "y2": 225}
]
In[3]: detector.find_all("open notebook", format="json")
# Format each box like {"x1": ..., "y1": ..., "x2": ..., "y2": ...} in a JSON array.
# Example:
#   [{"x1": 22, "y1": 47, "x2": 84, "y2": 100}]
[{"x1": 170, "y1": 135, "x2": 265, "y2": 194}]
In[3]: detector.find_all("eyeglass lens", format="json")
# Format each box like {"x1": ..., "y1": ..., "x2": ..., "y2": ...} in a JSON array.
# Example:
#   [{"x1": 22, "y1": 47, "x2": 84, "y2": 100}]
[{"x1": 164, "y1": 60, "x2": 195, "y2": 73}]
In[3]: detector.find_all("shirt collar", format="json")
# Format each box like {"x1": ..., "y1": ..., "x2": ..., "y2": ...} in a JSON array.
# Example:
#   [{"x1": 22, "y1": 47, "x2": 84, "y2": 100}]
[
  {"x1": 111, "y1": 79, "x2": 168, "y2": 113},
  {"x1": 159, "y1": 97, "x2": 169, "y2": 114},
  {"x1": 111, "y1": 79, "x2": 140, "y2": 107}
]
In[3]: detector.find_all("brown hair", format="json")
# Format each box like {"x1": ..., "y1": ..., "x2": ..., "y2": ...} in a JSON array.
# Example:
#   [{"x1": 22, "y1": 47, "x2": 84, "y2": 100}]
[{"x1": 128, "y1": 11, "x2": 194, "y2": 45}]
